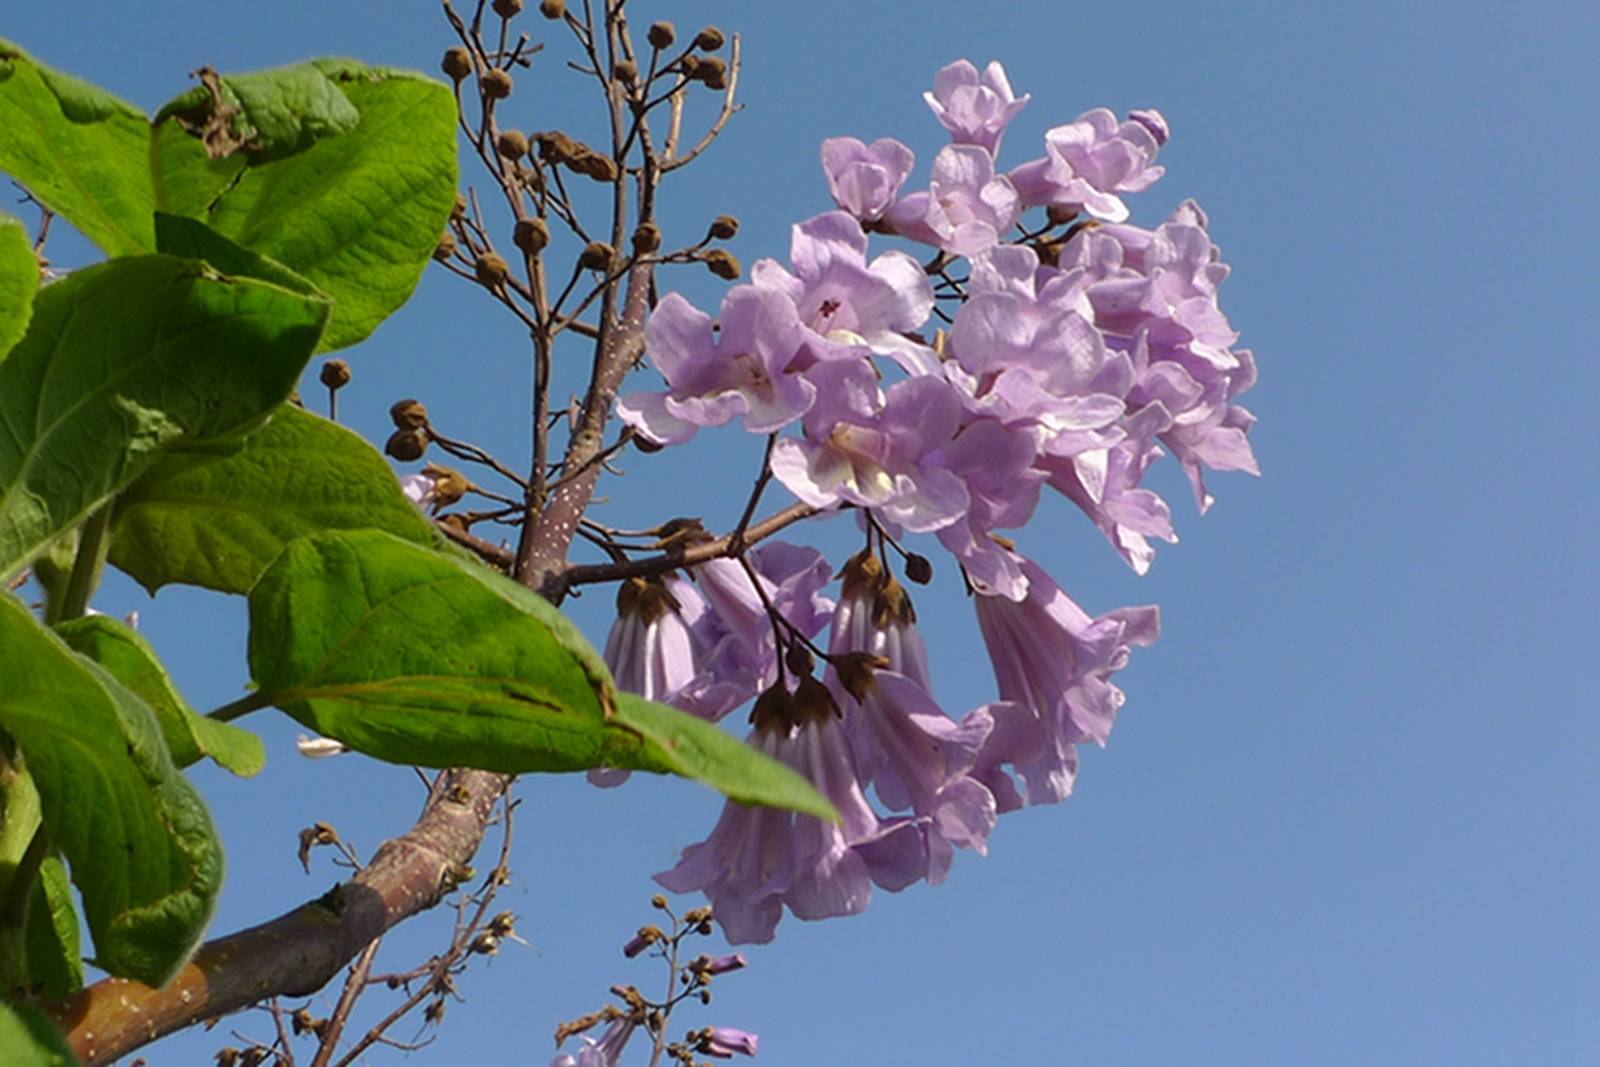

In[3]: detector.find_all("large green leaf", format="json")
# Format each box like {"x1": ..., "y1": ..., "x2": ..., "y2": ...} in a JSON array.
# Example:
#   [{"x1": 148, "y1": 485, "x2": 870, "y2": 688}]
[
  {"x1": 0, "y1": 210, "x2": 37, "y2": 358},
  {"x1": 110, "y1": 405, "x2": 441, "y2": 595},
  {"x1": 0, "y1": 1002, "x2": 78, "y2": 1067},
  {"x1": 24, "y1": 854, "x2": 82, "y2": 1000},
  {"x1": 153, "y1": 211, "x2": 323, "y2": 298},
  {"x1": 0, "y1": 254, "x2": 330, "y2": 581},
  {"x1": 155, "y1": 59, "x2": 457, "y2": 351},
  {"x1": 0, "y1": 595, "x2": 223, "y2": 987},
  {"x1": 0, "y1": 39, "x2": 154, "y2": 257},
  {"x1": 56, "y1": 615, "x2": 264, "y2": 777},
  {"x1": 248, "y1": 531, "x2": 835, "y2": 818}
]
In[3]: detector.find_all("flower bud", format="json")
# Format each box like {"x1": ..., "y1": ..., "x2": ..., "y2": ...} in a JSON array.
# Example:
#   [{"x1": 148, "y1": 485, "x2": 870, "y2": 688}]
[
  {"x1": 571, "y1": 150, "x2": 619, "y2": 182},
  {"x1": 475, "y1": 251, "x2": 510, "y2": 286},
  {"x1": 647, "y1": 21, "x2": 675, "y2": 49},
  {"x1": 496, "y1": 129, "x2": 529, "y2": 160},
  {"x1": 784, "y1": 640, "x2": 814, "y2": 677},
  {"x1": 578, "y1": 241, "x2": 616, "y2": 271},
  {"x1": 423, "y1": 463, "x2": 471, "y2": 509},
  {"x1": 441, "y1": 47, "x2": 473, "y2": 82},
  {"x1": 614, "y1": 59, "x2": 638, "y2": 85},
  {"x1": 539, "y1": 0, "x2": 565, "y2": 18},
  {"x1": 1046, "y1": 204, "x2": 1079, "y2": 227},
  {"x1": 693, "y1": 26, "x2": 725, "y2": 51},
  {"x1": 690, "y1": 56, "x2": 726, "y2": 83},
  {"x1": 651, "y1": 893, "x2": 669, "y2": 910},
  {"x1": 623, "y1": 925, "x2": 662, "y2": 958},
  {"x1": 513, "y1": 216, "x2": 550, "y2": 255},
  {"x1": 708, "y1": 214, "x2": 739, "y2": 240},
  {"x1": 679, "y1": 54, "x2": 701, "y2": 77},
  {"x1": 703, "y1": 68, "x2": 728, "y2": 91},
  {"x1": 481, "y1": 68, "x2": 513, "y2": 100},
  {"x1": 630, "y1": 222, "x2": 661, "y2": 255},
  {"x1": 492, "y1": 0, "x2": 523, "y2": 17},
  {"x1": 904, "y1": 552, "x2": 934, "y2": 585},
  {"x1": 390, "y1": 398, "x2": 429, "y2": 430},
  {"x1": 703, "y1": 248, "x2": 740, "y2": 280},
  {"x1": 452, "y1": 192, "x2": 468, "y2": 218},
  {"x1": 433, "y1": 231, "x2": 458, "y2": 261},
  {"x1": 318, "y1": 359, "x2": 351, "y2": 391},
  {"x1": 385, "y1": 429, "x2": 428, "y2": 461}
]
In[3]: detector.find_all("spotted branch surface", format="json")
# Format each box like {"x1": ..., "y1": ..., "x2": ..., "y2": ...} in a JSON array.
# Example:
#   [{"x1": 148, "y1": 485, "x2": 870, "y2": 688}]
[{"x1": 51, "y1": 770, "x2": 508, "y2": 1066}]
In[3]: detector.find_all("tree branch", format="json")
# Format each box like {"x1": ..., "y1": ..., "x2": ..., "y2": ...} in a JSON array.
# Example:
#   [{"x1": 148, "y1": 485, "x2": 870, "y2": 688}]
[{"x1": 49, "y1": 769, "x2": 509, "y2": 1066}]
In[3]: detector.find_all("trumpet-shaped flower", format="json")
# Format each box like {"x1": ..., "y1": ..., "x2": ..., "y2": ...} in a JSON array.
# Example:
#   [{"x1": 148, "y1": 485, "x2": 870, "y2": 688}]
[
  {"x1": 1009, "y1": 108, "x2": 1166, "y2": 222},
  {"x1": 886, "y1": 144, "x2": 1020, "y2": 256},
  {"x1": 923, "y1": 59, "x2": 1030, "y2": 155},
  {"x1": 820, "y1": 137, "x2": 916, "y2": 222}
]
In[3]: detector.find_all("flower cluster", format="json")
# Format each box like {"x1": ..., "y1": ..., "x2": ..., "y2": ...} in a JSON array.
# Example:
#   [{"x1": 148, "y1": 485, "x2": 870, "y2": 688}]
[{"x1": 607, "y1": 58, "x2": 1259, "y2": 943}]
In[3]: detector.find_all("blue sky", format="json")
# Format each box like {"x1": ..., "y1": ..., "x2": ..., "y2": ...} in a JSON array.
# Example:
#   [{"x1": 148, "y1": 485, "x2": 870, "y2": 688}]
[{"x1": 5, "y1": 1, "x2": 1597, "y2": 1064}]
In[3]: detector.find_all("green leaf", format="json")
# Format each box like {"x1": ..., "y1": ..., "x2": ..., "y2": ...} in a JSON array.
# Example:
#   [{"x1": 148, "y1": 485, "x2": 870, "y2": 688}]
[
  {"x1": 0, "y1": 254, "x2": 330, "y2": 581},
  {"x1": 56, "y1": 615, "x2": 265, "y2": 777},
  {"x1": 0, "y1": 595, "x2": 223, "y2": 987},
  {"x1": 154, "y1": 212, "x2": 322, "y2": 297},
  {"x1": 156, "y1": 60, "x2": 457, "y2": 351},
  {"x1": 248, "y1": 531, "x2": 835, "y2": 817},
  {"x1": 0, "y1": 39, "x2": 154, "y2": 257},
  {"x1": 611, "y1": 693, "x2": 838, "y2": 818},
  {"x1": 110, "y1": 405, "x2": 444, "y2": 595},
  {"x1": 0, "y1": 210, "x2": 38, "y2": 358},
  {"x1": 0, "y1": 1002, "x2": 78, "y2": 1067},
  {"x1": 24, "y1": 855, "x2": 82, "y2": 999}
]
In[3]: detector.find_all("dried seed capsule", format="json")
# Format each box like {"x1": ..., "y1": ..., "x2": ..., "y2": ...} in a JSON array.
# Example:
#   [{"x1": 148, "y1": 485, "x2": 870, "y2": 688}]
[
  {"x1": 475, "y1": 251, "x2": 510, "y2": 286},
  {"x1": 614, "y1": 59, "x2": 638, "y2": 85},
  {"x1": 578, "y1": 241, "x2": 616, "y2": 271},
  {"x1": 389, "y1": 398, "x2": 429, "y2": 430},
  {"x1": 647, "y1": 21, "x2": 675, "y2": 49},
  {"x1": 703, "y1": 248, "x2": 740, "y2": 280},
  {"x1": 703, "y1": 68, "x2": 728, "y2": 91},
  {"x1": 441, "y1": 47, "x2": 473, "y2": 82},
  {"x1": 535, "y1": 130, "x2": 579, "y2": 164},
  {"x1": 318, "y1": 359, "x2": 351, "y2": 390},
  {"x1": 513, "y1": 217, "x2": 550, "y2": 255},
  {"x1": 433, "y1": 231, "x2": 458, "y2": 261},
  {"x1": 694, "y1": 26, "x2": 725, "y2": 51},
  {"x1": 631, "y1": 222, "x2": 661, "y2": 255},
  {"x1": 571, "y1": 150, "x2": 619, "y2": 182},
  {"x1": 709, "y1": 214, "x2": 739, "y2": 240},
  {"x1": 496, "y1": 129, "x2": 529, "y2": 159},
  {"x1": 492, "y1": 0, "x2": 523, "y2": 17},
  {"x1": 691, "y1": 56, "x2": 726, "y2": 83},
  {"x1": 481, "y1": 68, "x2": 513, "y2": 100},
  {"x1": 539, "y1": 0, "x2": 565, "y2": 18},
  {"x1": 385, "y1": 429, "x2": 428, "y2": 462}
]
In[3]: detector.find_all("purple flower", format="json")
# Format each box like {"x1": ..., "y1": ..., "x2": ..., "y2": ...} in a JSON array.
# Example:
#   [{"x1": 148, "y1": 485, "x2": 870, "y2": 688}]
[
  {"x1": 923, "y1": 59, "x2": 1030, "y2": 155},
  {"x1": 828, "y1": 552, "x2": 998, "y2": 882},
  {"x1": 972, "y1": 550, "x2": 1158, "y2": 807},
  {"x1": 693, "y1": 543, "x2": 835, "y2": 696},
  {"x1": 1127, "y1": 107, "x2": 1171, "y2": 146},
  {"x1": 769, "y1": 361, "x2": 970, "y2": 533},
  {"x1": 820, "y1": 137, "x2": 916, "y2": 222},
  {"x1": 1042, "y1": 426, "x2": 1178, "y2": 577},
  {"x1": 657, "y1": 677, "x2": 927, "y2": 944},
  {"x1": 749, "y1": 211, "x2": 935, "y2": 373},
  {"x1": 931, "y1": 418, "x2": 1045, "y2": 600},
  {"x1": 701, "y1": 1026, "x2": 760, "y2": 1058},
  {"x1": 1009, "y1": 108, "x2": 1165, "y2": 222},
  {"x1": 886, "y1": 144, "x2": 1020, "y2": 255},
  {"x1": 617, "y1": 287, "x2": 814, "y2": 445},
  {"x1": 551, "y1": 1017, "x2": 637, "y2": 1067}
]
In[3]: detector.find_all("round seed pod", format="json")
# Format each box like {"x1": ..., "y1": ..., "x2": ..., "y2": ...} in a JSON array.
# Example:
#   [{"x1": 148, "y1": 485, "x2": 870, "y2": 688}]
[
  {"x1": 647, "y1": 21, "x2": 675, "y2": 49},
  {"x1": 694, "y1": 26, "x2": 725, "y2": 51},
  {"x1": 433, "y1": 231, "x2": 458, "y2": 261},
  {"x1": 709, "y1": 214, "x2": 739, "y2": 240},
  {"x1": 389, "y1": 398, "x2": 429, "y2": 430},
  {"x1": 578, "y1": 241, "x2": 616, "y2": 272},
  {"x1": 475, "y1": 252, "x2": 510, "y2": 286},
  {"x1": 513, "y1": 217, "x2": 550, "y2": 255},
  {"x1": 904, "y1": 553, "x2": 934, "y2": 585},
  {"x1": 318, "y1": 359, "x2": 351, "y2": 390},
  {"x1": 385, "y1": 429, "x2": 428, "y2": 462},
  {"x1": 539, "y1": 0, "x2": 565, "y2": 18},
  {"x1": 492, "y1": 0, "x2": 523, "y2": 17},
  {"x1": 481, "y1": 68, "x2": 513, "y2": 100},
  {"x1": 703, "y1": 249, "x2": 741, "y2": 280},
  {"x1": 630, "y1": 222, "x2": 662, "y2": 255},
  {"x1": 441, "y1": 47, "x2": 473, "y2": 82},
  {"x1": 496, "y1": 129, "x2": 529, "y2": 159}
]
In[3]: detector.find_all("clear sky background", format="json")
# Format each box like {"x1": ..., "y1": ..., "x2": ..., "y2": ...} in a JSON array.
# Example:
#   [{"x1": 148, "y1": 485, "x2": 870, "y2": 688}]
[{"x1": 5, "y1": 2, "x2": 1598, "y2": 1064}]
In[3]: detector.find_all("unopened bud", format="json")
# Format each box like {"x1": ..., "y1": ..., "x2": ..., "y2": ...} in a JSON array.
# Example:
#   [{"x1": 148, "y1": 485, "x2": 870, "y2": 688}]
[
  {"x1": 690, "y1": 56, "x2": 726, "y2": 83},
  {"x1": 319, "y1": 359, "x2": 351, "y2": 391},
  {"x1": 904, "y1": 552, "x2": 934, "y2": 584},
  {"x1": 578, "y1": 241, "x2": 616, "y2": 272},
  {"x1": 441, "y1": 47, "x2": 473, "y2": 82},
  {"x1": 784, "y1": 641, "x2": 814, "y2": 677},
  {"x1": 614, "y1": 59, "x2": 638, "y2": 85},
  {"x1": 433, "y1": 231, "x2": 458, "y2": 261},
  {"x1": 631, "y1": 222, "x2": 661, "y2": 255},
  {"x1": 623, "y1": 925, "x2": 661, "y2": 957},
  {"x1": 539, "y1": 0, "x2": 565, "y2": 18},
  {"x1": 703, "y1": 248, "x2": 741, "y2": 280},
  {"x1": 385, "y1": 429, "x2": 428, "y2": 462},
  {"x1": 703, "y1": 67, "x2": 728, "y2": 91},
  {"x1": 389, "y1": 398, "x2": 429, "y2": 430},
  {"x1": 423, "y1": 463, "x2": 470, "y2": 509},
  {"x1": 708, "y1": 214, "x2": 739, "y2": 240},
  {"x1": 481, "y1": 68, "x2": 513, "y2": 100},
  {"x1": 647, "y1": 21, "x2": 675, "y2": 49},
  {"x1": 475, "y1": 251, "x2": 510, "y2": 286},
  {"x1": 651, "y1": 893, "x2": 669, "y2": 910},
  {"x1": 1046, "y1": 204, "x2": 1079, "y2": 227},
  {"x1": 704, "y1": 953, "x2": 747, "y2": 975},
  {"x1": 571, "y1": 150, "x2": 619, "y2": 182},
  {"x1": 679, "y1": 54, "x2": 700, "y2": 77},
  {"x1": 513, "y1": 217, "x2": 550, "y2": 254},
  {"x1": 694, "y1": 26, "x2": 725, "y2": 51},
  {"x1": 453, "y1": 192, "x2": 468, "y2": 218},
  {"x1": 496, "y1": 129, "x2": 529, "y2": 159},
  {"x1": 492, "y1": 0, "x2": 523, "y2": 17}
]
